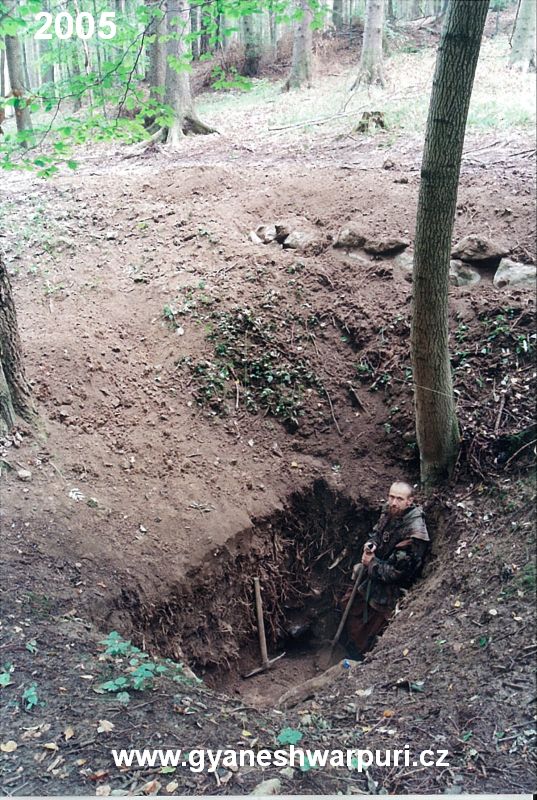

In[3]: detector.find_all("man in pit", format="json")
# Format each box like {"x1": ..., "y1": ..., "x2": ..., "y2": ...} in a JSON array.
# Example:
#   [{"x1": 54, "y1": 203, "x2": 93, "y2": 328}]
[{"x1": 345, "y1": 481, "x2": 430, "y2": 658}]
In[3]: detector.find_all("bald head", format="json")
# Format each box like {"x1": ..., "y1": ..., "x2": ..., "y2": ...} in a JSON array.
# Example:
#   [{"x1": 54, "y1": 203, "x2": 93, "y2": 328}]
[{"x1": 387, "y1": 481, "x2": 414, "y2": 516}]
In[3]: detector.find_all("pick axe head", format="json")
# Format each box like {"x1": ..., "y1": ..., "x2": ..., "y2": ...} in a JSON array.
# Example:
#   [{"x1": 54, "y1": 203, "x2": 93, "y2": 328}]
[{"x1": 243, "y1": 651, "x2": 286, "y2": 679}]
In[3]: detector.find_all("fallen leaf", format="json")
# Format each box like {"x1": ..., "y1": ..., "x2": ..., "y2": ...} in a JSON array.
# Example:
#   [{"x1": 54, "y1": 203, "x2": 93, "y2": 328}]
[
  {"x1": 453, "y1": 600, "x2": 461, "y2": 608},
  {"x1": 43, "y1": 742, "x2": 59, "y2": 751},
  {"x1": 402, "y1": 648, "x2": 409, "y2": 656},
  {"x1": 75, "y1": 758, "x2": 87, "y2": 766},
  {"x1": 96, "y1": 784, "x2": 111, "y2": 796},
  {"x1": 89, "y1": 770, "x2": 109, "y2": 781},
  {"x1": 166, "y1": 780, "x2": 179, "y2": 793},
  {"x1": 0, "y1": 740, "x2": 17, "y2": 753},
  {"x1": 383, "y1": 709, "x2": 395, "y2": 718},
  {"x1": 64, "y1": 726, "x2": 75, "y2": 741},
  {"x1": 97, "y1": 720, "x2": 115, "y2": 734},
  {"x1": 142, "y1": 779, "x2": 161, "y2": 795}
]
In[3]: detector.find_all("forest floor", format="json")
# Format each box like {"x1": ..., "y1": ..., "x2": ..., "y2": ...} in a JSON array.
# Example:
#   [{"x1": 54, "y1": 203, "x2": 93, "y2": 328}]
[{"x1": 1, "y1": 26, "x2": 536, "y2": 796}]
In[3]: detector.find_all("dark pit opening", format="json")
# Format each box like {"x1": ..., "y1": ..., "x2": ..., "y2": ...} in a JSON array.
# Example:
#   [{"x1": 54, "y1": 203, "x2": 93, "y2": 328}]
[{"x1": 108, "y1": 479, "x2": 379, "y2": 706}]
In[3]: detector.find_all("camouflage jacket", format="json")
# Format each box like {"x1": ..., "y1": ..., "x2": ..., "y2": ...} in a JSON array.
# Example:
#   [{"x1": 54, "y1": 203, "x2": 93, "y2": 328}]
[{"x1": 357, "y1": 505, "x2": 430, "y2": 615}]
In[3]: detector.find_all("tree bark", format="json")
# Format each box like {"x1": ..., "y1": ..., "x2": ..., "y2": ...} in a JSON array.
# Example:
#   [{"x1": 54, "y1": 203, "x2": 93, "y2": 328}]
[
  {"x1": 509, "y1": 0, "x2": 536, "y2": 72},
  {"x1": 411, "y1": 0, "x2": 422, "y2": 19},
  {"x1": 0, "y1": 255, "x2": 35, "y2": 434},
  {"x1": 5, "y1": 34, "x2": 33, "y2": 143},
  {"x1": 241, "y1": 14, "x2": 261, "y2": 77},
  {"x1": 411, "y1": 0, "x2": 489, "y2": 487},
  {"x1": 283, "y1": 0, "x2": 313, "y2": 90},
  {"x1": 165, "y1": 0, "x2": 214, "y2": 144},
  {"x1": 147, "y1": 0, "x2": 167, "y2": 97},
  {"x1": 351, "y1": 0, "x2": 385, "y2": 88},
  {"x1": 333, "y1": 0, "x2": 344, "y2": 30}
]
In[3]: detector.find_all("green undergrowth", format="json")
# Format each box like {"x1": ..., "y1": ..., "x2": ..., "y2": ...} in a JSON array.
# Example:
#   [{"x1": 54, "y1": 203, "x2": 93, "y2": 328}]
[
  {"x1": 171, "y1": 305, "x2": 326, "y2": 428},
  {"x1": 95, "y1": 631, "x2": 200, "y2": 706}
]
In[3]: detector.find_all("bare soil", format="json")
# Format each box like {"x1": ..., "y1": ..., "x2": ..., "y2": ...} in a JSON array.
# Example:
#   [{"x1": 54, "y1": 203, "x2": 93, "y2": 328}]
[{"x1": 0, "y1": 91, "x2": 535, "y2": 796}]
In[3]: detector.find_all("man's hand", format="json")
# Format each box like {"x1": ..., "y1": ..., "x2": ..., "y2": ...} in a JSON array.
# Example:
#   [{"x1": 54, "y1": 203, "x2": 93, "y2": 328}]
[
  {"x1": 361, "y1": 542, "x2": 376, "y2": 568},
  {"x1": 351, "y1": 562, "x2": 361, "y2": 580}
]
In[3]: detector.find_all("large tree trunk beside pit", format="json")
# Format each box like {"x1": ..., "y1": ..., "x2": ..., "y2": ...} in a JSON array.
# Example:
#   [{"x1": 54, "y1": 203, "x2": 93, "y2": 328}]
[
  {"x1": 0, "y1": 255, "x2": 35, "y2": 434},
  {"x1": 411, "y1": 0, "x2": 490, "y2": 487}
]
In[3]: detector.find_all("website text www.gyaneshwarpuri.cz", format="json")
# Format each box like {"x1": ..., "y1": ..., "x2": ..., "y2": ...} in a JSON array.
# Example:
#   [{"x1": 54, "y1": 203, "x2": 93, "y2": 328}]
[{"x1": 111, "y1": 744, "x2": 450, "y2": 773}]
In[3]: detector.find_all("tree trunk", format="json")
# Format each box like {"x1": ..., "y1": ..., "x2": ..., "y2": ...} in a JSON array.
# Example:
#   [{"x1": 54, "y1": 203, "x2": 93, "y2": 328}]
[
  {"x1": 351, "y1": 0, "x2": 385, "y2": 88},
  {"x1": 411, "y1": 0, "x2": 421, "y2": 18},
  {"x1": 0, "y1": 255, "x2": 35, "y2": 435},
  {"x1": 509, "y1": 0, "x2": 536, "y2": 71},
  {"x1": 5, "y1": 34, "x2": 33, "y2": 143},
  {"x1": 165, "y1": 0, "x2": 214, "y2": 144},
  {"x1": 333, "y1": 0, "x2": 344, "y2": 30},
  {"x1": 70, "y1": 50, "x2": 83, "y2": 111},
  {"x1": 411, "y1": 0, "x2": 489, "y2": 487},
  {"x1": 283, "y1": 0, "x2": 313, "y2": 90},
  {"x1": 241, "y1": 14, "x2": 261, "y2": 76},
  {"x1": 190, "y1": 4, "x2": 200, "y2": 60},
  {"x1": 386, "y1": 0, "x2": 395, "y2": 24},
  {"x1": 147, "y1": 0, "x2": 167, "y2": 97}
]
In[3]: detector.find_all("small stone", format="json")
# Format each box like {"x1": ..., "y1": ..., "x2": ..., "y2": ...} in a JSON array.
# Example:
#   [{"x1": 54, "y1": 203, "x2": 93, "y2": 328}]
[
  {"x1": 364, "y1": 237, "x2": 410, "y2": 255},
  {"x1": 17, "y1": 469, "x2": 32, "y2": 482},
  {"x1": 250, "y1": 778, "x2": 282, "y2": 795},
  {"x1": 451, "y1": 234, "x2": 509, "y2": 263},
  {"x1": 334, "y1": 223, "x2": 367, "y2": 249},
  {"x1": 449, "y1": 260, "x2": 481, "y2": 287},
  {"x1": 279, "y1": 767, "x2": 295, "y2": 779},
  {"x1": 254, "y1": 224, "x2": 277, "y2": 244},
  {"x1": 282, "y1": 230, "x2": 316, "y2": 251}
]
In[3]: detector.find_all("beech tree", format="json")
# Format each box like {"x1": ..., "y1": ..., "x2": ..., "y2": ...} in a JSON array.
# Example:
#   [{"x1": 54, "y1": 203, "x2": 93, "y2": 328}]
[
  {"x1": 283, "y1": 0, "x2": 313, "y2": 91},
  {"x1": 0, "y1": 255, "x2": 35, "y2": 435},
  {"x1": 411, "y1": 0, "x2": 490, "y2": 487},
  {"x1": 351, "y1": 0, "x2": 385, "y2": 89},
  {"x1": 5, "y1": 33, "x2": 33, "y2": 144},
  {"x1": 164, "y1": 0, "x2": 214, "y2": 143},
  {"x1": 508, "y1": 0, "x2": 536, "y2": 72}
]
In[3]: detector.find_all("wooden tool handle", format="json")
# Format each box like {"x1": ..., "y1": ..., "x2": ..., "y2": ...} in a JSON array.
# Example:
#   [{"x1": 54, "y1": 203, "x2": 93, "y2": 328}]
[
  {"x1": 254, "y1": 577, "x2": 269, "y2": 668},
  {"x1": 331, "y1": 564, "x2": 364, "y2": 648}
]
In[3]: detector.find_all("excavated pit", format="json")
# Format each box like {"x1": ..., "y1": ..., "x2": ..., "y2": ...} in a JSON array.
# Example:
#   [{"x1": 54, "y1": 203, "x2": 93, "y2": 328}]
[{"x1": 110, "y1": 479, "x2": 379, "y2": 705}]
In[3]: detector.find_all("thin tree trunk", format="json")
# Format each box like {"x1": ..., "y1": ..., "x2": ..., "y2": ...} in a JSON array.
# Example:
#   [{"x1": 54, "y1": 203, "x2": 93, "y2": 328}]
[
  {"x1": 410, "y1": 0, "x2": 421, "y2": 19},
  {"x1": 351, "y1": 0, "x2": 385, "y2": 88},
  {"x1": 147, "y1": 0, "x2": 167, "y2": 96},
  {"x1": 333, "y1": 0, "x2": 344, "y2": 30},
  {"x1": 283, "y1": 0, "x2": 313, "y2": 90},
  {"x1": 70, "y1": 50, "x2": 83, "y2": 111},
  {"x1": 164, "y1": 0, "x2": 214, "y2": 144},
  {"x1": 0, "y1": 255, "x2": 35, "y2": 434},
  {"x1": 509, "y1": 0, "x2": 536, "y2": 72},
  {"x1": 190, "y1": 4, "x2": 200, "y2": 59},
  {"x1": 411, "y1": 0, "x2": 490, "y2": 487},
  {"x1": 241, "y1": 14, "x2": 261, "y2": 76},
  {"x1": 5, "y1": 35, "x2": 33, "y2": 143}
]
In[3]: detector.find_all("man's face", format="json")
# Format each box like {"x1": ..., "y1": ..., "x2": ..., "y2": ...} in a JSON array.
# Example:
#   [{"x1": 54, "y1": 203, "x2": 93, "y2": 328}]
[{"x1": 387, "y1": 483, "x2": 413, "y2": 517}]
